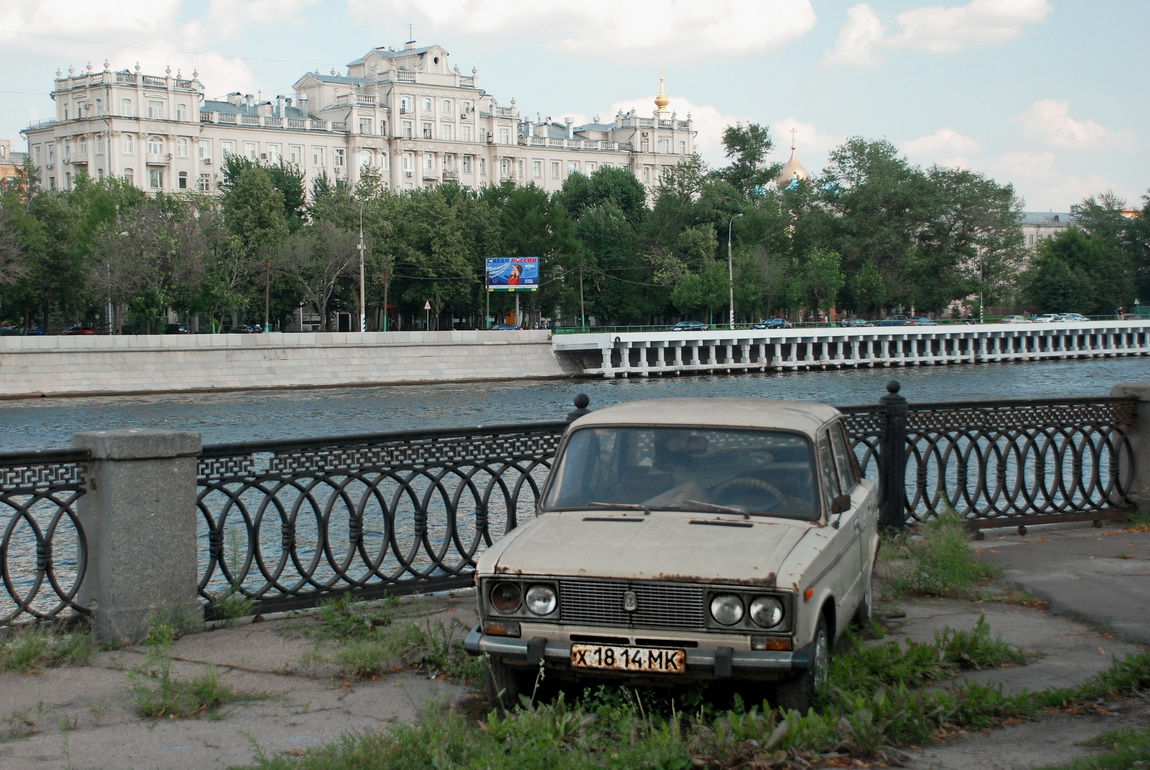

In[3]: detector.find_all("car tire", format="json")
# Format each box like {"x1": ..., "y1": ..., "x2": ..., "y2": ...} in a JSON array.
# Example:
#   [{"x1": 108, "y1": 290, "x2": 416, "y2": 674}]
[
  {"x1": 775, "y1": 615, "x2": 829, "y2": 714},
  {"x1": 852, "y1": 567, "x2": 875, "y2": 627},
  {"x1": 483, "y1": 657, "x2": 534, "y2": 710}
]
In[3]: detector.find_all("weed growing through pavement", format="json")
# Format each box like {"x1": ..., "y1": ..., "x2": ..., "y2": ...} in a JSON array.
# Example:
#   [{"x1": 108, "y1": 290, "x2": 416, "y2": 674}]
[
  {"x1": 0, "y1": 624, "x2": 94, "y2": 673},
  {"x1": 207, "y1": 526, "x2": 255, "y2": 627},
  {"x1": 297, "y1": 595, "x2": 481, "y2": 684},
  {"x1": 879, "y1": 508, "x2": 1001, "y2": 598},
  {"x1": 127, "y1": 617, "x2": 252, "y2": 719}
]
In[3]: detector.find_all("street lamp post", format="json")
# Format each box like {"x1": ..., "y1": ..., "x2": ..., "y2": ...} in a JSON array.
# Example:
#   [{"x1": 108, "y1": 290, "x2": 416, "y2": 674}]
[
  {"x1": 358, "y1": 205, "x2": 366, "y2": 333},
  {"x1": 727, "y1": 213, "x2": 743, "y2": 330}
]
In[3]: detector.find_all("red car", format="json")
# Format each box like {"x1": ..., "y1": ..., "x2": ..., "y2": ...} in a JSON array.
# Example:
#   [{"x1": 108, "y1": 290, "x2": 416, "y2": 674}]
[{"x1": 63, "y1": 326, "x2": 98, "y2": 335}]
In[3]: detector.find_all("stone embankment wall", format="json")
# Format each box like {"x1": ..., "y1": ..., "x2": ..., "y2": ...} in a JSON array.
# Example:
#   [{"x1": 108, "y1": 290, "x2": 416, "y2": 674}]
[{"x1": 0, "y1": 330, "x2": 573, "y2": 398}]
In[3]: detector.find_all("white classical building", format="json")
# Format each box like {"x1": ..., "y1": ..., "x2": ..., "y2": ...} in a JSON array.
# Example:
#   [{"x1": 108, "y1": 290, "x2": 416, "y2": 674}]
[{"x1": 21, "y1": 41, "x2": 695, "y2": 198}]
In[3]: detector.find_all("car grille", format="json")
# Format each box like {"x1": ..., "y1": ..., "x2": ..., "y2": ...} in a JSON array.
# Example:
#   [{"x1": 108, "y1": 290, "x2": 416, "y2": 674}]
[{"x1": 558, "y1": 578, "x2": 706, "y2": 630}]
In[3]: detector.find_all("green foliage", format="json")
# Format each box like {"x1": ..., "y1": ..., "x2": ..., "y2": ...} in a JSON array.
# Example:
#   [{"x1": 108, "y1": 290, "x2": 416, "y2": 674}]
[
  {"x1": 0, "y1": 625, "x2": 94, "y2": 672},
  {"x1": 880, "y1": 509, "x2": 1000, "y2": 597}
]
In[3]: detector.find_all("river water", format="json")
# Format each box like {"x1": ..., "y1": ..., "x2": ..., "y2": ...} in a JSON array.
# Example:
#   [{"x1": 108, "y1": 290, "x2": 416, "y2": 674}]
[{"x1": 1, "y1": 357, "x2": 1146, "y2": 453}]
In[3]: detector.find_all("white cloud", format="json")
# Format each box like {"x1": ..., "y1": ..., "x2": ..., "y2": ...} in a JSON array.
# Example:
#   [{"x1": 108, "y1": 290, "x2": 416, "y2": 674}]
[
  {"x1": 891, "y1": 0, "x2": 1051, "y2": 54},
  {"x1": 824, "y1": 4, "x2": 885, "y2": 67},
  {"x1": 988, "y1": 151, "x2": 1128, "y2": 210},
  {"x1": 0, "y1": 0, "x2": 182, "y2": 50},
  {"x1": 197, "y1": 0, "x2": 319, "y2": 44},
  {"x1": 827, "y1": 0, "x2": 1050, "y2": 66},
  {"x1": 1013, "y1": 99, "x2": 1137, "y2": 151},
  {"x1": 900, "y1": 128, "x2": 980, "y2": 170},
  {"x1": 347, "y1": 0, "x2": 816, "y2": 60}
]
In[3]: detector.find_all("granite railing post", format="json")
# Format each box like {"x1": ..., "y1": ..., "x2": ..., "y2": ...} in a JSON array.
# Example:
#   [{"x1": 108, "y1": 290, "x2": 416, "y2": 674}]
[
  {"x1": 879, "y1": 380, "x2": 909, "y2": 531},
  {"x1": 1110, "y1": 382, "x2": 1150, "y2": 515},
  {"x1": 72, "y1": 429, "x2": 203, "y2": 643}
]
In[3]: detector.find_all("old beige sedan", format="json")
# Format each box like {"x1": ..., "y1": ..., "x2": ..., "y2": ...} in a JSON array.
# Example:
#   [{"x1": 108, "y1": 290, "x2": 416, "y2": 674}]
[{"x1": 465, "y1": 398, "x2": 879, "y2": 712}]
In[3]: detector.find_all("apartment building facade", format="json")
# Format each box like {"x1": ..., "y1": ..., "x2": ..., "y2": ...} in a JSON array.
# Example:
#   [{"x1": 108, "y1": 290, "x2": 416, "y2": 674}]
[{"x1": 21, "y1": 42, "x2": 695, "y2": 198}]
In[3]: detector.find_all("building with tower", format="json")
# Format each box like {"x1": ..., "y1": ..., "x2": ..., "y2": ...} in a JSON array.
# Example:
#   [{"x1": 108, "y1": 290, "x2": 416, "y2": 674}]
[{"x1": 20, "y1": 41, "x2": 695, "y2": 198}]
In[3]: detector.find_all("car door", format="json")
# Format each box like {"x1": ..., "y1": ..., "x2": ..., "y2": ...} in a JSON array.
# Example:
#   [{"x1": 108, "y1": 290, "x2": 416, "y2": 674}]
[
  {"x1": 829, "y1": 421, "x2": 877, "y2": 588},
  {"x1": 815, "y1": 430, "x2": 864, "y2": 615}
]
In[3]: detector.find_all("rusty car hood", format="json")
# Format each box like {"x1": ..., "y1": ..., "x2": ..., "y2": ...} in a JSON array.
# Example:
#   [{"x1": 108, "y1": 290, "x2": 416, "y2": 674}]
[{"x1": 480, "y1": 510, "x2": 814, "y2": 588}]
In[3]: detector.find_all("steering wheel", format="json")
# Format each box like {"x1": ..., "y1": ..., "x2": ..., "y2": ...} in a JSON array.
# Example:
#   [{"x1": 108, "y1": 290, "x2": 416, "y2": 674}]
[{"x1": 711, "y1": 477, "x2": 787, "y2": 510}]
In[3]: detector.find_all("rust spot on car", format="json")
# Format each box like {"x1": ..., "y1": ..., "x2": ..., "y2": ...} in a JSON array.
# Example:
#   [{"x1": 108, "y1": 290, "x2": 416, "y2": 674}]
[{"x1": 653, "y1": 573, "x2": 778, "y2": 588}]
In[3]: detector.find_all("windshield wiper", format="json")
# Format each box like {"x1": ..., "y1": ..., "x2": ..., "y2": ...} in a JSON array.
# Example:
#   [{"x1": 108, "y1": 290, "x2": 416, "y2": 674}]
[
  {"x1": 681, "y1": 499, "x2": 751, "y2": 519},
  {"x1": 585, "y1": 501, "x2": 651, "y2": 516}
]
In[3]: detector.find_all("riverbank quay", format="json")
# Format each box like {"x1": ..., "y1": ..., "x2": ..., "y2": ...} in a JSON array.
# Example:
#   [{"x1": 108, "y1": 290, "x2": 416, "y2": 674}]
[
  {"x1": 557, "y1": 319, "x2": 1150, "y2": 378},
  {"x1": 0, "y1": 329, "x2": 571, "y2": 399},
  {"x1": 1, "y1": 321, "x2": 1148, "y2": 399},
  {"x1": 1, "y1": 524, "x2": 1147, "y2": 769}
]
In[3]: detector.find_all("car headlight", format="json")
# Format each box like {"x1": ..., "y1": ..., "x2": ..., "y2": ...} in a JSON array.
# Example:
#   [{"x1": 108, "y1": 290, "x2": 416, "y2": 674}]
[
  {"x1": 749, "y1": 596, "x2": 785, "y2": 628},
  {"x1": 710, "y1": 594, "x2": 744, "y2": 626},
  {"x1": 525, "y1": 584, "x2": 557, "y2": 616},
  {"x1": 489, "y1": 581, "x2": 522, "y2": 613}
]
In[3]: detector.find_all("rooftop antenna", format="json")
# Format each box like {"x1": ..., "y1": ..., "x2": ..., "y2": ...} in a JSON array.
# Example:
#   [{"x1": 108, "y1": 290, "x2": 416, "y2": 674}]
[{"x1": 407, "y1": 23, "x2": 414, "y2": 44}]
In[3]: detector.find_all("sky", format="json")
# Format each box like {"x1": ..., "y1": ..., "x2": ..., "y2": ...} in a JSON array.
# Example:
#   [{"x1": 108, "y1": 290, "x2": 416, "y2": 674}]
[{"x1": 1, "y1": 0, "x2": 1145, "y2": 213}]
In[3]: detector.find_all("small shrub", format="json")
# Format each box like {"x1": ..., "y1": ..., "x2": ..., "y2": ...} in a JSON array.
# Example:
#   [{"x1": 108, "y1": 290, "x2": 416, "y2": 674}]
[
  {"x1": 0, "y1": 625, "x2": 94, "y2": 672},
  {"x1": 880, "y1": 509, "x2": 1000, "y2": 597}
]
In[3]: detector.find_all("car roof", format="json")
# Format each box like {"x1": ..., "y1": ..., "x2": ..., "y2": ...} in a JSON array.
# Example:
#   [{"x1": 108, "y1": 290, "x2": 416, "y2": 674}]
[{"x1": 569, "y1": 398, "x2": 841, "y2": 436}]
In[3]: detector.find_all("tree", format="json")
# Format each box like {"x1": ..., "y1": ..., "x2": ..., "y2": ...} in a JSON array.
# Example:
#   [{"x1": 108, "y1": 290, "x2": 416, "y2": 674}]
[
  {"x1": 220, "y1": 168, "x2": 291, "y2": 327},
  {"x1": 797, "y1": 248, "x2": 845, "y2": 320},
  {"x1": 275, "y1": 221, "x2": 358, "y2": 331},
  {"x1": 715, "y1": 123, "x2": 778, "y2": 198}
]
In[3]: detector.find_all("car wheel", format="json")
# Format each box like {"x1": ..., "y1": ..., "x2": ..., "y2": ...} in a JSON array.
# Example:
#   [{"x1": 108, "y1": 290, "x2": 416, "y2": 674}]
[
  {"x1": 483, "y1": 657, "x2": 534, "y2": 710},
  {"x1": 775, "y1": 615, "x2": 829, "y2": 713},
  {"x1": 852, "y1": 567, "x2": 874, "y2": 627}
]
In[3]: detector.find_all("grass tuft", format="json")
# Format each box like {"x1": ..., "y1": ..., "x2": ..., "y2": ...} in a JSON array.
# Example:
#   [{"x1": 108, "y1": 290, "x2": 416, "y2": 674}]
[
  {"x1": 0, "y1": 625, "x2": 94, "y2": 673},
  {"x1": 879, "y1": 508, "x2": 1000, "y2": 598}
]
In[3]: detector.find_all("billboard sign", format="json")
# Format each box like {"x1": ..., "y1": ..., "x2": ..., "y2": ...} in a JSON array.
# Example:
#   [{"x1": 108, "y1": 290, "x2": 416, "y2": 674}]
[{"x1": 486, "y1": 257, "x2": 539, "y2": 291}]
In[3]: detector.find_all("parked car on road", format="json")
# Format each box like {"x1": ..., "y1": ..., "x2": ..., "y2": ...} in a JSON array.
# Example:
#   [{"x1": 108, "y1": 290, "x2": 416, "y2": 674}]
[
  {"x1": 1056, "y1": 313, "x2": 1089, "y2": 323},
  {"x1": 912, "y1": 317, "x2": 937, "y2": 326},
  {"x1": 841, "y1": 318, "x2": 873, "y2": 327},
  {"x1": 1034, "y1": 314, "x2": 1059, "y2": 323},
  {"x1": 488, "y1": 323, "x2": 522, "y2": 330},
  {"x1": 164, "y1": 323, "x2": 190, "y2": 334},
  {"x1": 667, "y1": 320, "x2": 708, "y2": 332},
  {"x1": 466, "y1": 397, "x2": 880, "y2": 713},
  {"x1": 1000, "y1": 315, "x2": 1032, "y2": 324},
  {"x1": 753, "y1": 318, "x2": 793, "y2": 329},
  {"x1": 62, "y1": 325, "x2": 97, "y2": 335}
]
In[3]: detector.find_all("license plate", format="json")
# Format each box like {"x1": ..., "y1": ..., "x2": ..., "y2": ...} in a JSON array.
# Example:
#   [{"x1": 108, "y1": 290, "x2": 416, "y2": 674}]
[{"x1": 570, "y1": 644, "x2": 685, "y2": 673}]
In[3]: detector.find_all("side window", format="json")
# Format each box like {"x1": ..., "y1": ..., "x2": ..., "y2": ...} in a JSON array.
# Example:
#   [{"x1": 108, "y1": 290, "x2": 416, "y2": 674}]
[
  {"x1": 816, "y1": 434, "x2": 841, "y2": 508},
  {"x1": 829, "y1": 421, "x2": 858, "y2": 493}
]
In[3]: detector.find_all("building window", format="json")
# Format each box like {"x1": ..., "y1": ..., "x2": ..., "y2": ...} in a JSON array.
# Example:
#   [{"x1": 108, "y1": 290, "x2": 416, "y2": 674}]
[
  {"x1": 178, "y1": 171, "x2": 188, "y2": 189},
  {"x1": 421, "y1": 97, "x2": 432, "y2": 112},
  {"x1": 402, "y1": 153, "x2": 413, "y2": 171},
  {"x1": 441, "y1": 123, "x2": 453, "y2": 141},
  {"x1": 47, "y1": 145, "x2": 55, "y2": 164},
  {"x1": 462, "y1": 125, "x2": 472, "y2": 142},
  {"x1": 176, "y1": 103, "x2": 187, "y2": 121},
  {"x1": 79, "y1": 138, "x2": 89, "y2": 156},
  {"x1": 479, "y1": 158, "x2": 486, "y2": 176},
  {"x1": 380, "y1": 120, "x2": 388, "y2": 135},
  {"x1": 267, "y1": 144, "x2": 280, "y2": 164},
  {"x1": 442, "y1": 98, "x2": 452, "y2": 114},
  {"x1": 148, "y1": 100, "x2": 164, "y2": 119},
  {"x1": 221, "y1": 140, "x2": 235, "y2": 157},
  {"x1": 120, "y1": 97, "x2": 132, "y2": 116},
  {"x1": 568, "y1": 161, "x2": 580, "y2": 175},
  {"x1": 533, "y1": 160, "x2": 542, "y2": 178},
  {"x1": 198, "y1": 139, "x2": 210, "y2": 161},
  {"x1": 124, "y1": 168, "x2": 133, "y2": 185},
  {"x1": 658, "y1": 138, "x2": 670, "y2": 153},
  {"x1": 551, "y1": 161, "x2": 560, "y2": 179},
  {"x1": 198, "y1": 173, "x2": 212, "y2": 192},
  {"x1": 148, "y1": 136, "x2": 164, "y2": 155},
  {"x1": 423, "y1": 123, "x2": 432, "y2": 139},
  {"x1": 499, "y1": 128, "x2": 510, "y2": 144},
  {"x1": 64, "y1": 172, "x2": 72, "y2": 189},
  {"x1": 399, "y1": 96, "x2": 411, "y2": 113},
  {"x1": 586, "y1": 162, "x2": 596, "y2": 173},
  {"x1": 289, "y1": 145, "x2": 302, "y2": 165},
  {"x1": 403, "y1": 120, "x2": 413, "y2": 139},
  {"x1": 334, "y1": 148, "x2": 345, "y2": 168},
  {"x1": 679, "y1": 141, "x2": 686, "y2": 154},
  {"x1": 149, "y1": 169, "x2": 163, "y2": 189},
  {"x1": 176, "y1": 138, "x2": 188, "y2": 157},
  {"x1": 500, "y1": 158, "x2": 511, "y2": 177},
  {"x1": 359, "y1": 117, "x2": 372, "y2": 134},
  {"x1": 122, "y1": 135, "x2": 134, "y2": 154},
  {"x1": 96, "y1": 137, "x2": 106, "y2": 155},
  {"x1": 243, "y1": 142, "x2": 256, "y2": 160},
  {"x1": 462, "y1": 155, "x2": 472, "y2": 174},
  {"x1": 423, "y1": 153, "x2": 434, "y2": 171},
  {"x1": 312, "y1": 146, "x2": 325, "y2": 166},
  {"x1": 359, "y1": 150, "x2": 373, "y2": 169},
  {"x1": 443, "y1": 153, "x2": 453, "y2": 171}
]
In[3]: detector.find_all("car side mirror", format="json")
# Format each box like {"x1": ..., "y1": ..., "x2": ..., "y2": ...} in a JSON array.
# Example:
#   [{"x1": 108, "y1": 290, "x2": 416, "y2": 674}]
[{"x1": 830, "y1": 494, "x2": 851, "y2": 528}]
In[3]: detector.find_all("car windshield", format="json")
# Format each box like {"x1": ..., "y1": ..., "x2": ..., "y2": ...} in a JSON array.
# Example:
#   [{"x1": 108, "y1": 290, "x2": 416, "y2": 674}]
[{"x1": 543, "y1": 426, "x2": 820, "y2": 520}]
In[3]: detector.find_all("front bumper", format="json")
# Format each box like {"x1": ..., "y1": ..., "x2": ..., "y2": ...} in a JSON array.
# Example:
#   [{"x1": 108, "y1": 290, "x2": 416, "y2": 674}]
[{"x1": 464, "y1": 626, "x2": 813, "y2": 680}]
